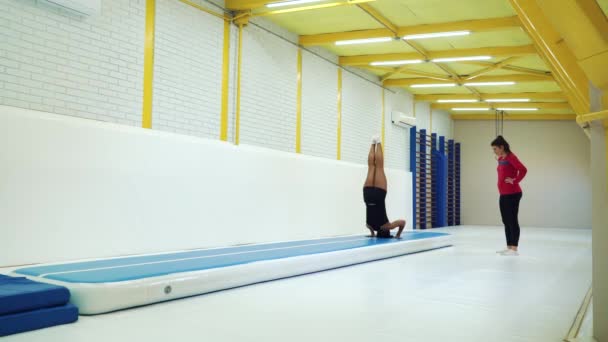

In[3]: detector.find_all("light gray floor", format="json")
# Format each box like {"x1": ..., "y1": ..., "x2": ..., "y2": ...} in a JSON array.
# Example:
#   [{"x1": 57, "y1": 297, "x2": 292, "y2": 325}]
[{"x1": 2, "y1": 226, "x2": 593, "y2": 342}]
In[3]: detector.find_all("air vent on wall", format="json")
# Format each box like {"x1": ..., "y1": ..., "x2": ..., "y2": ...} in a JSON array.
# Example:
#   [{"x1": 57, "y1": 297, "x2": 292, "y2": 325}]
[{"x1": 391, "y1": 110, "x2": 416, "y2": 127}]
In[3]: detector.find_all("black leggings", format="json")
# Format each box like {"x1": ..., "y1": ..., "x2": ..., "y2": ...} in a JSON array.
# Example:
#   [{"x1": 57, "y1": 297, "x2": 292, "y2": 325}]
[{"x1": 499, "y1": 193, "x2": 522, "y2": 247}]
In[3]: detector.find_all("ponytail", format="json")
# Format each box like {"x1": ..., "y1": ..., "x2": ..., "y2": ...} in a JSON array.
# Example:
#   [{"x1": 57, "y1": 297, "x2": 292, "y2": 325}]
[{"x1": 491, "y1": 135, "x2": 511, "y2": 154}]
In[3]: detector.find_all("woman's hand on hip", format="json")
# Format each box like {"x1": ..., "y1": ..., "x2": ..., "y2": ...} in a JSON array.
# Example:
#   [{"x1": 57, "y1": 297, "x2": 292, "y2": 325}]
[{"x1": 505, "y1": 177, "x2": 515, "y2": 184}]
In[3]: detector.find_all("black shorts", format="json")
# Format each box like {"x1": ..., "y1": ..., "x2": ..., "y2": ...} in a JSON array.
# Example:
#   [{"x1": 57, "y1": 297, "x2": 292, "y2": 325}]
[{"x1": 363, "y1": 186, "x2": 390, "y2": 234}]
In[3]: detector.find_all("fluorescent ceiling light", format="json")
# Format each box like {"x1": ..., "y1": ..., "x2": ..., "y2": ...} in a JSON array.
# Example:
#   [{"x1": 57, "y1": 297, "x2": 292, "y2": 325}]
[
  {"x1": 496, "y1": 108, "x2": 539, "y2": 111},
  {"x1": 335, "y1": 37, "x2": 393, "y2": 46},
  {"x1": 432, "y1": 56, "x2": 492, "y2": 63},
  {"x1": 463, "y1": 81, "x2": 516, "y2": 86},
  {"x1": 437, "y1": 99, "x2": 478, "y2": 103},
  {"x1": 266, "y1": 0, "x2": 323, "y2": 8},
  {"x1": 402, "y1": 31, "x2": 470, "y2": 40},
  {"x1": 452, "y1": 108, "x2": 490, "y2": 111},
  {"x1": 410, "y1": 83, "x2": 456, "y2": 88},
  {"x1": 484, "y1": 98, "x2": 530, "y2": 102},
  {"x1": 370, "y1": 59, "x2": 424, "y2": 66}
]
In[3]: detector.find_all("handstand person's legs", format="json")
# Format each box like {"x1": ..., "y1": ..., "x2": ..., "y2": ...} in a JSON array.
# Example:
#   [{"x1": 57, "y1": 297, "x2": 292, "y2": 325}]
[
  {"x1": 373, "y1": 143, "x2": 387, "y2": 191},
  {"x1": 364, "y1": 143, "x2": 376, "y2": 188}
]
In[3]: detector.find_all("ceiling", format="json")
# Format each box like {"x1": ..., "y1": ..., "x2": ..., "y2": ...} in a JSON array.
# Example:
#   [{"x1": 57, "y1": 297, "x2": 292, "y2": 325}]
[{"x1": 225, "y1": 0, "x2": 608, "y2": 119}]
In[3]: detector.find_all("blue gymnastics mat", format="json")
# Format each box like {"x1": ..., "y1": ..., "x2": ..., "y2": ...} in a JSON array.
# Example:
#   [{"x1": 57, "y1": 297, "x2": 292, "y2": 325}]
[
  {"x1": 0, "y1": 303, "x2": 78, "y2": 337},
  {"x1": 0, "y1": 275, "x2": 70, "y2": 315}
]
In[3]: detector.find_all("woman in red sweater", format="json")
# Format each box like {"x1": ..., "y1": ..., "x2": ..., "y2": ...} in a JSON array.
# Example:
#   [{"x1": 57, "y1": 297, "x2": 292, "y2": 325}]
[{"x1": 491, "y1": 136, "x2": 527, "y2": 256}]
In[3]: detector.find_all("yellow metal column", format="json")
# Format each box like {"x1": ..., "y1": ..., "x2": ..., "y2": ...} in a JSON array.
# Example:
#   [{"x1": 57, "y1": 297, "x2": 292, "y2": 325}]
[
  {"x1": 337, "y1": 68, "x2": 342, "y2": 160},
  {"x1": 141, "y1": 0, "x2": 156, "y2": 128},
  {"x1": 220, "y1": 20, "x2": 230, "y2": 141},
  {"x1": 605, "y1": 92, "x2": 608, "y2": 182},
  {"x1": 296, "y1": 48, "x2": 302, "y2": 153}
]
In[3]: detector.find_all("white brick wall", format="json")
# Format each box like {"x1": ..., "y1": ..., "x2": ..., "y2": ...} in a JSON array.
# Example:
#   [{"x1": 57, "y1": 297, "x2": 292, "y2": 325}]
[
  {"x1": 414, "y1": 101, "x2": 431, "y2": 132},
  {"x1": 227, "y1": 23, "x2": 238, "y2": 143},
  {"x1": 0, "y1": 0, "x2": 144, "y2": 125},
  {"x1": 0, "y1": 2, "x2": 412, "y2": 168},
  {"x1": 301, "y1": 50, "x2": 337, "y2": 159},
  {"x1": 384, "y1": 88, "x2": 413, "y2": 170},
  {"x1": 341, "y1": 71, "x2": 382, "y2": 164},
  {"x1": 432, "y1": 109, "x2": 453, "y2": 139},
  {"x1": 239, "y1": 20, "x2": 298, "y2": 152},
  {"x1": 152, "y1": 0, "x2": 224, "y2": 138}
]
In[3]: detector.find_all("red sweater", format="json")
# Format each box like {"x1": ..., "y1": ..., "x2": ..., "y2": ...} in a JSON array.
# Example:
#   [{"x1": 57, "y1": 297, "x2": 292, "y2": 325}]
[{"x1": 497, "y1": 152, "x2": 527, "y2": 195}]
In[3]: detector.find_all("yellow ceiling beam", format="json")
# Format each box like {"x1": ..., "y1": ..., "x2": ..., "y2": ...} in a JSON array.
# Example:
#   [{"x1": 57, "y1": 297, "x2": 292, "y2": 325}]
[
  {"x1": 451, "y1": 114, "x2": 576, "y2": 121},
  {"x1": 433, "y1": 102, "x2": 571, "y2": 110},
  {"x1": 300, "y1": 29, "x2": 394, "y2": 46},
  {"x1": 399, "y1": 39, "x2": 470, "y2": 89},
  {"x1": 178, "y1": 0, "x2": 228, "y2": 20},
  {"x1": 415, "y1": 92, "x2": 567, "y2": 102},
  {"x1": 358, "y1": 65, "x2": 394, "y2": 73},
  {"x1": 227, "y1": 0, "x2": 374, "y2": 10},
  {"x1": 353, "y1": 3, "x2": 460, "y2": 86},
  {"x1": 377, "y1": 67, "x2": 451, "y2": 82},
  {"x1": 341, "y1": 52, "x2": 422, "y2": 66},
  {"x1": 509, "y1": 0, "x2": 590, "y2": 115},
  {"x1": 535, "y1": 0, "x2": 608, "y2": 90},
  {"x1": 299, "y1": 16, "x2": 521, "y2": 46},
  {"x1": 226, "y1": 0, "x2": 270, "y2": 10},
  {"x1": 465, "y1": 57, "x2": 520, "y2": 80},
  {"x1": 501, "y1": 65, "x2": 552, "y2": 77},
  {"x1": 574, "y1": 0, "x2": 608, "y2": 44},
  {"x1": 384, "y1": 74, "x2": 553, "y2": 86},
  {"x1": 339, "y1": 45, "x2": 537, "y2": 66},
  {"x1": 379, "y1": 65, "x2": 410, "y2": 81},
  {"x1": 252, "y1": 0, "x2": 373, "y2": 16},
  {"x1": 398, "y1": 16, "x2": 521, "y2": 37},
  {"x1": 460, "y1": 61, "x2": 553, "y2": 77},
  {"x1": 356, "y1": 3, "x2": 398, "y2": 34},
  {"x1": 430, "y1": 45, "x2": 537, "y2": 59},
  {"x1": 576, "y1": 109, "x2": 608, "y2": 126}
]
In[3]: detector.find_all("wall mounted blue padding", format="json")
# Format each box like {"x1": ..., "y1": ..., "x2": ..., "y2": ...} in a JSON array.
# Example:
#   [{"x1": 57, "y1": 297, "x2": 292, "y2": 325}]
[
  {"x1": 455, "y1": 142, "x2": 461, "y2": 225},
  {"x1": 447, "y1": 140, "x2": 455, "y2": 226},
  {"x1": 438, "y1": 136, "x2": 447, "y2": 228},
  {"x1": 430, "y1": 133, "x2": 438, "y2": 228},
  {"x1": 409, "y1": 126, "x2": 417, "y2": 230},
  {"x1": 432, "y1": 149, "x2": 448, "y2": 228},
  {"x1": 418, "y1": 129, "x2": 427, "y2": 229}
]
